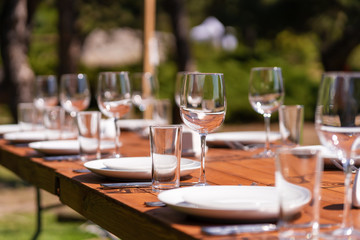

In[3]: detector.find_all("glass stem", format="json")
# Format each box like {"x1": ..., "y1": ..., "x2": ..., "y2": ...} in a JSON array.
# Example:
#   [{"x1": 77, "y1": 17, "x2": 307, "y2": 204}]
[
  {"x1": 342, "y1": 158, "x2": 353, "y2": 230},
  {"x1": 199, "y1": 133, "x2": 207, "y2": 185},
  {"x1": 114, "y1": 118, "x2": 121, "y2": 157},
  {"x1": 263, "y1": 113, "x2": 271, "y2": 152}
]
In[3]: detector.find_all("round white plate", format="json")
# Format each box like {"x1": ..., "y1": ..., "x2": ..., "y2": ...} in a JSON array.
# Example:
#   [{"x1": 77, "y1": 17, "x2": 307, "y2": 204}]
[
  {"x1": 206, "y1": 131, "x2": 281, "y2": 146},
  {"x1": 4, "y1": 131, "x2": 76, "y2": 143},
  {"x1": 158, "y1": 185, "x2": 310, "y2": 221},
  {"x1": 29, "y1": 140, "x2": 115, "y2": 155},
  {"x1": 84, "y1": 157, "x2": 200, "y2": 180},
  {"x1": 115, "y1": 119, "x2": 156, "y2": 130},
  {"x1": 0, "y1": 124, "x2": 20, "y2": 135}
]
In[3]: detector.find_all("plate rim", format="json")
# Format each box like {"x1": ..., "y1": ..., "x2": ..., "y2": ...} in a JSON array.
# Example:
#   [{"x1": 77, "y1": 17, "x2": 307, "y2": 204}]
[
  {"x1": 29, "y1": 139, "x2": 115, "y2": 153},
  {"x1": 84, "y1": 157, "x2": 200, "y2": 179},
  {"x1": 207, "y1": 131, "x2": 281, "y2": 143},
  {"x1": 158, "y1": 185, "x2": 309, "y2": 220}
]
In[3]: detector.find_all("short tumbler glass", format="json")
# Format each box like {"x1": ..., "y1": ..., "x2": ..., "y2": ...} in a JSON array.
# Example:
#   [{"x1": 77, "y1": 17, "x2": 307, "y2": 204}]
[
  {"x1": 150, "y1": 125, "x2": 182, "y2": 192},
  {"x1": 77, "y1": 111, "x2": 101, "y2": 161},
  {"x1": 276, "y1": 147, "x2": 323, "y2": 239}
]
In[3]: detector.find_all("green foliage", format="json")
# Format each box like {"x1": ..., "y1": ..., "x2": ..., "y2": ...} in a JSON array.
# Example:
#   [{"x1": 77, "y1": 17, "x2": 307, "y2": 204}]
[
  {"x1": 29, "y1": 0, "x2": 58, "y2": 75},
  {"x1": 0, "y1": 104, "x2": 13, "y2": 124},
  {"x1": 183, "y1": 30, "x2": 322, "y2": 123},
  {"x1": 25, "y1": 0, "x2": 342, "y2": 124}
]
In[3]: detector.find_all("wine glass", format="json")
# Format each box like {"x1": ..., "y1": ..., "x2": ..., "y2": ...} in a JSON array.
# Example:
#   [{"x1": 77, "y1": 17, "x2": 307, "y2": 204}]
[
  {"x1": 174, "y1": 71, "x2": 199, "y2": 107},
  {"x1": 315, "y1": 72, "x2": 360, "y2": 238},
  {"x1": 97, "y1": 72, "x2": 132, "y2": 157},
  {"x1": 130, "y1": 72, "x2": 158, "y2": 119},
  {"x1": 34, "y1": 75, "x2": 59, "y2": 111},
  {"x1": 180, "y1": 73, "x2": 226, "y2": 185},
  {"x1": 33, "y1": 75, "x2": 59, "y2": 127},
  {"x1": 60, "y1": 73, "x2": 91, "y2": 117},
  {"x1": 248, "y1": 67, "x2": 284, "y2": 158}
]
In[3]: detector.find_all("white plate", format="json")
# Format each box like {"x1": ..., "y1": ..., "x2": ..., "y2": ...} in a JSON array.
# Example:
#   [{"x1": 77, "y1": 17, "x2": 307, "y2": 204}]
[
  {"x1": 4, "y1": 131, "x2": 76, "y2": 143},
  {"x1": 84, "y1": 157, "x2": 200, "y2": 180},
  {"x1": 158, "y1": 185, "x2": 310, "y2": 221},
  {"x1": 118, "y1": 119, "x2": 157, "y2": 130},
  {"x1": 103, "y1": 155, "x2": 181, "y2": 170},
  {"x1": 29, "y1": 140, "x2": 115, "y2": 155},
  {"x1": 0, "y1": 124, "x2": 20, "y2": 135},
  {"x1": 103, "y1": 119, "x2": 156, "y2": 131},
  {"x1": 206, "y1": 131, "x2": 281, "y2": 146}
]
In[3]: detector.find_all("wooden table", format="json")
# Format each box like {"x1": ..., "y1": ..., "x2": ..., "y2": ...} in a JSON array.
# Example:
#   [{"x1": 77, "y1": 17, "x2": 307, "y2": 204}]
[{"x1": 0, "y1": 131, "x2": 359, "y2": 239}]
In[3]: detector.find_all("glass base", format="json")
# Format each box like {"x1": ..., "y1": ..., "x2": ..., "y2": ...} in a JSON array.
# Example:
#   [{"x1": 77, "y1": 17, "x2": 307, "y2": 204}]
[
  {"x1": 320, "y1": 227, "x2": 360, "y2": 239},
  {"x1": 253, "y1": 149, "x2": 275, "y2": 158}
]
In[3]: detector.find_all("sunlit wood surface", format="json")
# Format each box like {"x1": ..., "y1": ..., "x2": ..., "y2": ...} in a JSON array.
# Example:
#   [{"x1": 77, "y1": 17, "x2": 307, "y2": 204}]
[{"x1": 0, "y1": 130, "x2": 358, "y2": 239}]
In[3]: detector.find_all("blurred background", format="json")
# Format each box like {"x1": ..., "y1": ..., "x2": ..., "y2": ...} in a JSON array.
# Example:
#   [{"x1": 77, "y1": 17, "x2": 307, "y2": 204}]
[
  {"x1": 2, "y1": 0, "x2": 360, "y2": 125},
  {"x1": 1, "y1": 0, "x2": 360, "y2": 238}
]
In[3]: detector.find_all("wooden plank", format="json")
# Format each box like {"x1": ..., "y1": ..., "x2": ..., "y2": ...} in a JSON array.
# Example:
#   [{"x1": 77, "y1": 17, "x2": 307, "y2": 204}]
[
  {"x1": 3, "y1": 131, "x2": 360, "y2": 238},
  {"x1": 57, "y1": 169, "x2": 199, "y2": 240}
]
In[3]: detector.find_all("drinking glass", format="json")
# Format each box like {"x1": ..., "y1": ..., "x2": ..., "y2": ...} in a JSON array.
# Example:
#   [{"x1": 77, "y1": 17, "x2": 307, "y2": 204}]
[
  {"x1": 17, "y1": 103, "x2": 37, "y2": 131},
  {"x1": 315, "y1": 72, "x2": 360, "y2": 238},
  {"x1": 60, "y1": 73, "x2": 91, "y2": 118},
  {"x1": 33, "y1": 75, "x2": 59, "y2": 128},
  {"x1": 248, "y1": 67, "x2": 284, "y2": 158},
  {"x1": 130, "y1": 72, "x2": 158, "y2": 113},
  {"x1": 97, "y1": 72, "x2": 132, "y2": 157},
  {"x1": 174, "y1": 71, "x2": 198, "y2": 107},
  {"x1": 77, "y1": 111, "x2": 101, "y2": 162},
  {"x1": 180, "y1": 73, "x2": 226, "y2": 185}
]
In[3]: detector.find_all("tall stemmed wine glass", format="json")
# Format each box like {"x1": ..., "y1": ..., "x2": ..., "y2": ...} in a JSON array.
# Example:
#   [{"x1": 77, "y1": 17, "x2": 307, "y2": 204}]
[
  {"x1": 60, "y1": 73, "x2": 91, "y2": 132},
  {"x1": 180, "y1": 73, "x2": 226, "y2": 185},
  {"x1": 130, "y1": 72, "x2": 158, "y2": 113},
  {"x1": 34, "y1": 75, "x2": 59, "y2": 111},
  {"x1": 97, "y1": 72, "x2": 132, "y2": 157},
  {"x1": 174, "y1": 71, "x2": 199, "y2": 107},
  {"x1": 33, "y1": 75, "x2": 59, "y2": 127},
  {"x1": 248, "y1": 67, "x2": 284, "y2": 158},
  {"x1": 60, "y1": 73, "x2": 91, "y2": 117},
  {"x1": 315, "y1": 72, "x2": 360, "y2": 238}
]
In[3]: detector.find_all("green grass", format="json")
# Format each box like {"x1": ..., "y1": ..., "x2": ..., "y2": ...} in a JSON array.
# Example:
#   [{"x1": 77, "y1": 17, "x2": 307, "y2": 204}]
[
  {"x1": 0, "y1": 167, "x2": 109, "y2": 240},
  {"x1": 0, "y1": 212, "x2": 100, "y2": 240},
  {"x1": 0, "y1": 104, "x2": 13, "y2": 124}
]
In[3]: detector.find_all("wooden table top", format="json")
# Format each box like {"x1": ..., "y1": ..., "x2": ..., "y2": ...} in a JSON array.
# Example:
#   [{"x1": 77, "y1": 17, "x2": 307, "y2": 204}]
[{"x1": 0, "y1": 131, "x2": 359, "y2": 239}]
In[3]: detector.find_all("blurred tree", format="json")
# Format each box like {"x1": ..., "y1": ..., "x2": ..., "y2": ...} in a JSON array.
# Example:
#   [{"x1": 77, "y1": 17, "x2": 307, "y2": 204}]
[
  {"x1": 162, "y1": 0, "x2": 195, "y2": 72},
  {"x1": 0, "y1": 0, "x2": 40, "y2": 120},
  {"x1": 208, "y1": 0, "x2": 360, "y2": 71},
  {"x1": 57, "y1": 0, "x2": 81, "y2": 75},
  {"x1": 162, "y1": 0, "x2": 195, "y2": 123}
]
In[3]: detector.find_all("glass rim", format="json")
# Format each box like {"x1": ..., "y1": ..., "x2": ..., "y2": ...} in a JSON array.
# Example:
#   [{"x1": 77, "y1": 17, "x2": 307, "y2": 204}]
[
  {"x1": 36, "y1": 75, "x2": 57, "y2": 79},
  {"x1": 98, "y1": 71, "x2": 129, "y2": 75},
  {"x1": 149, "y1": 125, "x2": 183, "y2": 129},
  {"x1": 322, "y1": 71, "x2": 360, "y2": 77},
  {"x1": 251, "y1": 67, "x2": 281, "y2": 71},
  {"x1": 275, "y1": 146, "x2": 321, "y2": 155},
  {"x1": 280, "y1": 104, "x2": 304, "y2": 109},
  {"x1": 184, "y1": 72, "x2": 223, "y2": 76},
  {"x1": 77, "y1": 111, "x2": 101, "y2": 115},
  {"x1": 61, "y1": 73, "x2": 87, "y2": 77}
]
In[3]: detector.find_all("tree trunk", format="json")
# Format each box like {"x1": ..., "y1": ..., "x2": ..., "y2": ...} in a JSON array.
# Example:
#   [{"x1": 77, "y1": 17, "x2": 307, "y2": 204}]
[
  {"x1": 163, "y1": 0, "x2": 195, "y2": 72},
  {"x1": 57, "y1": 0, "x2": 81, "y2": 75},
  {"x1": 0, "y1": 0, "x2": 39, "y2": 121},
  {"x1": 321, "y1": 26, "x2": 360, "y2": 71},
  {"x1": 163, "y1": 0, "x2": 195, "y2": 123}
]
